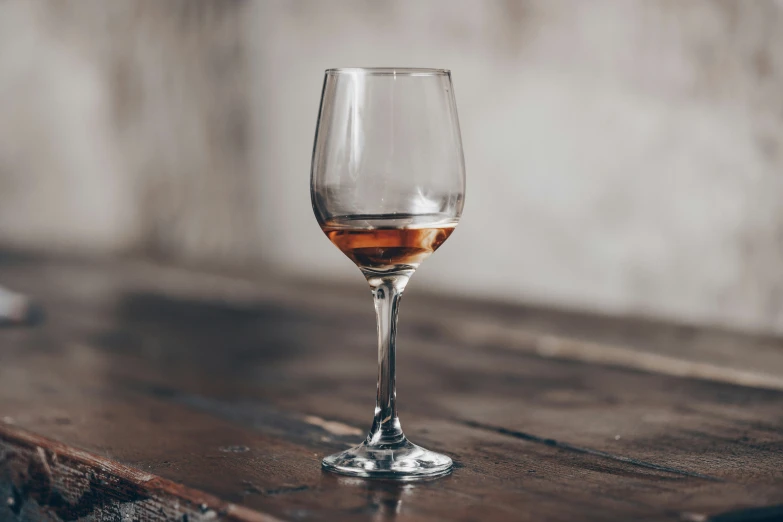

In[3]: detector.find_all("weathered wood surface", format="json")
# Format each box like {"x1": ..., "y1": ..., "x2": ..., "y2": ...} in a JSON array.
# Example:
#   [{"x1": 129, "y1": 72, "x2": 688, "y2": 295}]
[{"x1": 2, "y1": 251, "x2": 783, "y2": 521}]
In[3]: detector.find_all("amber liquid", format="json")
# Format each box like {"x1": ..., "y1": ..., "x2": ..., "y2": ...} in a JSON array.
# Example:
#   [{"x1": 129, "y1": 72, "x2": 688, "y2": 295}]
[{"x1": 321, "y1": 214, "x2": 456, "y2": 271}]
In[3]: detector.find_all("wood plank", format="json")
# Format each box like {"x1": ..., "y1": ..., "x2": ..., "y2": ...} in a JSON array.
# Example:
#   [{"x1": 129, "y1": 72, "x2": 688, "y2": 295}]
[
  {"x1": 2, "y1": 253, "x2": 783, "y2": 520},
  {"x1": 0, "y1": 424, "x2": 276, "y2": 522},
  {"x1": 7, "y1": 251, "x2": 783, "y2": 386}
]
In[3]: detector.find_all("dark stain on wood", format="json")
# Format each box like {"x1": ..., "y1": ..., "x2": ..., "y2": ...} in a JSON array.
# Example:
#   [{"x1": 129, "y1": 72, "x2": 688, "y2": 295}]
[{"x1": 710, "y1": 504, "x2": 783, "y2": 522}]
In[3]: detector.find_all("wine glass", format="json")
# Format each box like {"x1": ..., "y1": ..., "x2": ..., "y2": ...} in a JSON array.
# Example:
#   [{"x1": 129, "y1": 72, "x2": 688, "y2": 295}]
[{"x1": 311, "y1": 68, "x2": 465, "y2": 480}]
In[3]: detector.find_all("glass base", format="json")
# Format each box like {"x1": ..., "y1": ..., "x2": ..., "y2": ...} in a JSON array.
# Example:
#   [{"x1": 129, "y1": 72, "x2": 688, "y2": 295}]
[{"x1": 322, "y1": 438, "x2": 453, "y2": 481}]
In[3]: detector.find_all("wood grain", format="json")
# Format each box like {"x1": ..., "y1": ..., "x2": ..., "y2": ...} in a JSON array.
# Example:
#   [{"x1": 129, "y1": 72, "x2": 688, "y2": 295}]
[
  {"x1": 0, "y1": 424, "x2": 277, "y2": 522},
  {"x1": 1, "y1": 252, "x2": 783, "y2": 521}
]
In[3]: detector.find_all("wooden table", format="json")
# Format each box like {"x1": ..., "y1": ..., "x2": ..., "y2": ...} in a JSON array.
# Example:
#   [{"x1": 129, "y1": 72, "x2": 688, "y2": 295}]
[{"x1": 2, "y1": 252, "x2": 783, "y2": 521}]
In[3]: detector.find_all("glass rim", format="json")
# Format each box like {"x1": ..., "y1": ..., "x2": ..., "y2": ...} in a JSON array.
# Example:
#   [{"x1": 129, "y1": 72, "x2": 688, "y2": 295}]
[{"x1": 325, "y1": 67, "x2": 450, "y2": 77}]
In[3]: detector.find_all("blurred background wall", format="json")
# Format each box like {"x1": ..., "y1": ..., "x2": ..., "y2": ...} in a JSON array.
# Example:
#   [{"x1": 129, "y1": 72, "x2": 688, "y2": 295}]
[
  {"x1": 1, "y1": 0, "x2": 783, "y2": 335},
  {"x1": 0, "y1": 0, "x2": 255, "y2": 265}
]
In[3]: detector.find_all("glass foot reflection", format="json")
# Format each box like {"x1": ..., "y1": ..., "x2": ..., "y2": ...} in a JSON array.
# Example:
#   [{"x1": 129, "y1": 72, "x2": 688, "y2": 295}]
[{"x1": 322, "y1": 438, "x2": 452, "y2": 480}]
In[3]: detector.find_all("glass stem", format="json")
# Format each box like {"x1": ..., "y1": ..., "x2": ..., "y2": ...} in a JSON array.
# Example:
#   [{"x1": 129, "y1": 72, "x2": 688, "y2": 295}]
[{"x1": 364, "y1": 270, "x2": 412, "y2": 447}]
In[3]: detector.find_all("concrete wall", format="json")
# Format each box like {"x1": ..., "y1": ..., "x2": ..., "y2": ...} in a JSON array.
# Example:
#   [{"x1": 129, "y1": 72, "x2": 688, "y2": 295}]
[{"x1": 2, "y1": 1, "x2": 783, "y2": 334}]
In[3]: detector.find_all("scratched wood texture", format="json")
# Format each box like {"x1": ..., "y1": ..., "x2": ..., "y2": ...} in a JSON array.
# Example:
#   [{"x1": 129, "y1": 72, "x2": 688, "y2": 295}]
[{"x1": 1, "y1": 251, "x2": 783, "y2": 521}]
